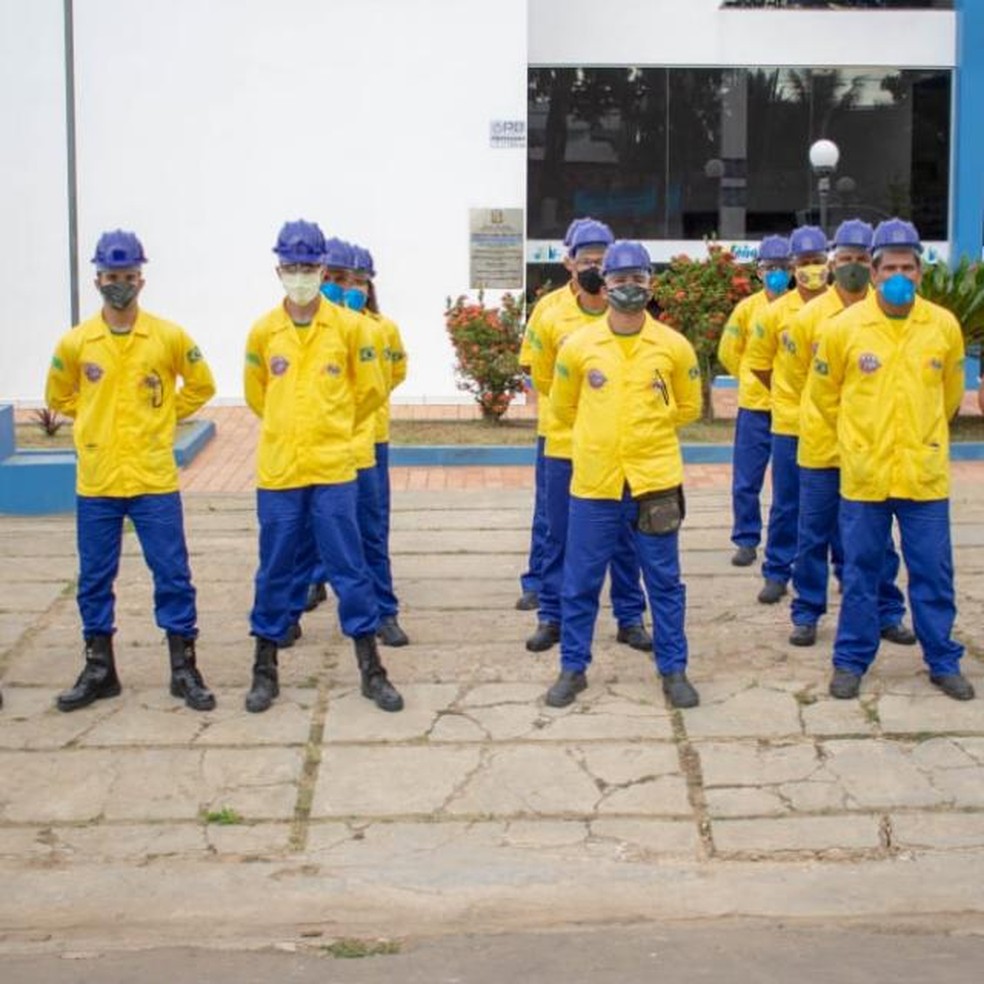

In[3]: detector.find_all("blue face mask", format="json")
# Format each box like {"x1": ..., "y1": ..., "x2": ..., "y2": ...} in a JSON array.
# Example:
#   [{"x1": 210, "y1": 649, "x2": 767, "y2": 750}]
[
  {"x1": 763, "y1": 269, "x2": 789, "y2": 295},
  {"x1": 344, "y1": 287, "x2": 367, "y2": 312},
  {"x1": 320, "y1": 281, "x2": 345, "y2": 304},
  {"x1": 878, "y1": 273, "x2": 916, "y2": 307}
]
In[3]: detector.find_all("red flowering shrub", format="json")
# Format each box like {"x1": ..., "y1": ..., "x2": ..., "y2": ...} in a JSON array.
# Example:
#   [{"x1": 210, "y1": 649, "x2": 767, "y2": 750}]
[
  {"x1": 444, "y1": 291, "x2": 525, "y2": 421},
  {"x1": 651, "y1": 244, "x2": 757, "y2": 420}
]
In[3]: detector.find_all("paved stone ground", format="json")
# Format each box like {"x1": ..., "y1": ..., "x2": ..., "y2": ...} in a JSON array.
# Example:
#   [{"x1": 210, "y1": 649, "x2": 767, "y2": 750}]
[{"x1": 0, "y1": 473, "x2": 983, "y2": 951}]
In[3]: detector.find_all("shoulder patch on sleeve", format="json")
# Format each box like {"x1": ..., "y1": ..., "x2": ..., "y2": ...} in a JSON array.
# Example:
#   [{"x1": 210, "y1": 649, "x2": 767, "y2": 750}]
[
  {"x1": 246, "y1": 352, "x2": 262, "y2": 367},
  {"x1": 556, "y1": 362, "x2": 570, "y2": 379},
  {"x1": 687, "y1": 365, "x2": 700, "y2": 380},
  {"x1": 51, "y1": 355, "x2": 64, "y2": 371},
  {"x1": 359, "y1": 345, "x2": 377, "y2": 363},
  {"x1": 813, "y1": 358, "x2": 829, "y2": 376}
]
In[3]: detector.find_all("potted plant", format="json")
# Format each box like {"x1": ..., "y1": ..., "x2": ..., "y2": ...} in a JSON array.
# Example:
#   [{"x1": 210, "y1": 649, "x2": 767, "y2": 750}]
[{"x1": 445, "y1": 291, "x2": 525, "y2": 421}]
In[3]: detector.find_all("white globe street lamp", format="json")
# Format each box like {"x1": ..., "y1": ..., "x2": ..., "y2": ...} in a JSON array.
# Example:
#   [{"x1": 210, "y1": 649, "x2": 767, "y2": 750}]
[{"x1": 809, "y1": 139, "x2": 840, "y2": 235}]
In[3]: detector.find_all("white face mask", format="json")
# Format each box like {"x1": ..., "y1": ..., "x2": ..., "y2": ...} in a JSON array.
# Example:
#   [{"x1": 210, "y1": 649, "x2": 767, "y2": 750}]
[{"x1": 280, "y1": 270, "x2": 322, "y2": 306}]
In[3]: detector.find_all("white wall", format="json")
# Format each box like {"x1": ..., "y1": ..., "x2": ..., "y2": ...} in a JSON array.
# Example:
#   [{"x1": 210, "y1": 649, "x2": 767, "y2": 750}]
[
  {"x1": 0, "y1": 0, "x2": 71, "y2": 402},
  {"x1": 530, "y1": 0, "x2": 955, "y2": 68},
  {"x1": 2, "y1": 0, "x2": 527, "y2": 404}
]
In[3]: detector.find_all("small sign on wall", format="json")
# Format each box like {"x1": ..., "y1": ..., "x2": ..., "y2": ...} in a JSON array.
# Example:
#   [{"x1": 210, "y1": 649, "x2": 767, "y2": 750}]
[
  {"x1": 470, "y1": 208, "x2": 524, "y2": 289},
  {"x1": 490, "y1": 119, "x2": 526, "y2": 149}
]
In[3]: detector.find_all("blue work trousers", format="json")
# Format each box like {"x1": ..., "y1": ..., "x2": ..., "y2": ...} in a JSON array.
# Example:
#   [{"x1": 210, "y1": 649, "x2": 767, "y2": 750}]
[
  {"x1": 252, "y1": 484, "x2": 378, "y2": 643},
  {"x1": 356, "y1": 463, "x2": 399, "y2": 618},
  {"x1": 762, "y1": 433, "x2": 799, "y2": 584},
  {"x1": 730, "y1": 408, "x2": 772, "y2": 548},
  {"x1": 76, "y1": 492, "x2": 196, "y2": 638},
  {"x1": 791, "y1": 467, "x2": 905, "y2": 629},
  {"x1": 560, "y1": 492, "x2": 687, "y2": 676},
  {"x1": 519, "y1": 437, "x2": 549, "y2": 594},
  {"x1": 540, "y1": 455, "x2": 646, "y2": 628},
  {"x1": 834, "y1": 498, "x2": 963, "y2": 677}
]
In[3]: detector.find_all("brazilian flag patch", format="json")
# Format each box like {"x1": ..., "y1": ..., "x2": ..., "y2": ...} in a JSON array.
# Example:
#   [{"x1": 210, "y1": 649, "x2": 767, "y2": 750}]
[
  {"x1": 359, "y1": 346, "x2": 377, "y2": 362},
  {"x1": 556, "y1": 363, "x2": 570, "y2": 379},
  {"x1": 688, "y1": 365, "x2": 700, "y2": 379},
  {"x1": 51, "y1": 355, "x2": 65, "y2": 371},
  {"x1": 246, "y1": 352, "x2": 262, "y2": 367},
  {"x1": 187, "y1": 346, "x2": 203, "y2": 364}
]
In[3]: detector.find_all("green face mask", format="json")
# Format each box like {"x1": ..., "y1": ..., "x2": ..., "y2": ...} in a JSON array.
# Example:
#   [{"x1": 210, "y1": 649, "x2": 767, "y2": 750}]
[{"x1": 833, "y1": 262, "x2": 871, "y2": 294}]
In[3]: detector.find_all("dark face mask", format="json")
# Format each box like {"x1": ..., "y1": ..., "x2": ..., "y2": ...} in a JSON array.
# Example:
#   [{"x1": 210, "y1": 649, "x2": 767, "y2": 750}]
[
  {"x1": 833, "y1": 262, "x2": 871, "y2": 294},
  {"x1": 607, "y1": 283, "x2": 650, "y2": 313},
  {"x1": 99, "y1": 281, "x2": 139, "y2": 310},
  {"x1": 577, "y1": 267, "x2": 605, "y2": 295}
]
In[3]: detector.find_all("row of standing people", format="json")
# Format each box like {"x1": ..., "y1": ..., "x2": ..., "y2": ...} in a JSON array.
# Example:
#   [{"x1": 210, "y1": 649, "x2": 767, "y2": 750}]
[
  {"x1": 718, "y1": 217, "x2": 974, "y2": 701},
  {"x1": 35, "y1": 220, "x2": 410, "y2": 717}
]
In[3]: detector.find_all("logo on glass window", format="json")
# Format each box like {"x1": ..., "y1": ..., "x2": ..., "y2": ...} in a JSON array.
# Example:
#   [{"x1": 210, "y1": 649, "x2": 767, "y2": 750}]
[
  {"x1": 270, "y1": 355, "x2": 290, "y2": 376},
  {"x1": 858, "y1": 353, "x2": 881, "y2": 375}
]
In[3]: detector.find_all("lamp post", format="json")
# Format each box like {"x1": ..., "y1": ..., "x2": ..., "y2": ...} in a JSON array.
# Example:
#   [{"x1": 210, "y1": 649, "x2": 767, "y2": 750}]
[{"x1": 809, "y1": 139, "x2": 840, "y2": 236}]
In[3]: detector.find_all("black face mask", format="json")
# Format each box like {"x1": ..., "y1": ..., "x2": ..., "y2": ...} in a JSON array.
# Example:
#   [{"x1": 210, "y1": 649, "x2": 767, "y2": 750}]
[
  {"x1": 833, "y1": 262, "x2": 871, "y2": 294},
  {"x1": 577, "y1": 267, "x2": 605, "y2": 295},
  {"x1": 99, "y1": 281, "x2": 139, "y2": 310}
]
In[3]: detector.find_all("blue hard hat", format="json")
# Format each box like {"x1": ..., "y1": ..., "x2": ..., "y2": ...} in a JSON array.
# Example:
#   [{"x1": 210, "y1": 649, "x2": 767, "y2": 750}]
[
  {"x1": 758, "y1": 235, "x2": 791, "y2": 262},
  {"x1": 563, "y1": 217, "x2": 593, "y2": 248},
  {"x1": 351, "y1": 245, "x2": 375, "y2": 277},
  {"x1": 833, "y1": 219, "x2": 874, "y2": 250},
  {"x1": 789, "y1": 225, "x2": 828, "y2": 257},
  {"x1": 322, "y1": 237, "x2": 356, "y2": 270},
  {"x1": 570, "y1": 219, "x2": 614, "y2": 256},
  {"x1": 91, "y1": 230, "x2": 147, "y2": 269},
  {"x1": 872, "y1": 217, "x2": 922, "y2": 254},
  {"x1": 273, "y1": 220, "x2": 326, "y2": 264},
  {"x1": 602, "y1": 240, "x2": 652, "y2": 276}
]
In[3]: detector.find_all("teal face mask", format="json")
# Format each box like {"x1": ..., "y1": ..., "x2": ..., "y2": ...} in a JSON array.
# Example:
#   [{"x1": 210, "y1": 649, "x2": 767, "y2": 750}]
[
  {"x1": 878, "y1": 273, "x2": 916, "y2": 306},
  {"x1": 763, "y1": 270, "x2": 790, "y2": 295}
]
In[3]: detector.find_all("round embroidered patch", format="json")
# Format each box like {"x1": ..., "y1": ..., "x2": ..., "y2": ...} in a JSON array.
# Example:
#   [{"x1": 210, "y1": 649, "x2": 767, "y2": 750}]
[
  {"x1": 587, "y1": 368, "x2": 607, "y2": 389},
  {"x1": 82, "y1": 362, "x2": 104, "y2": 383},
  {"x1": 270, "y1": 355, "x2": 290, "y2": 376}
]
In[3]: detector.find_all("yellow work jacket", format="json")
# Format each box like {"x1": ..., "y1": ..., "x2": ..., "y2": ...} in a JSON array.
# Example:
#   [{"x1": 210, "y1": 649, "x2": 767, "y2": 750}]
[
  {"x1": 244, "y1": 299, "x2": 386, "y2": 490},
  {"x1": 522, "y1": 283, "x2": 575, "y2": 437},
  {"x1": 792, "y1": 287, "x2": 871, "y2": 469},
  {"x1": 551, "y1": 313, "x2": 702, "y2": 500},
  {"x1": 745, "y1": 287, "x2": 824, "y2": 436},
  {"x1": 45, "y1": 310, "x2": 215, "y2": 497},
  {"x1": 806, "y1": 294, "x2": 965, "y2": 502},
  {"x1": 373, "y1": 312, "x2": 408, "y2": 444},
  {"x1": 717, "y1": 290, "x2": 773, "y2": 412},
  {"x1": 530, "y1": 291, "x2": 607, "y2": 459}
]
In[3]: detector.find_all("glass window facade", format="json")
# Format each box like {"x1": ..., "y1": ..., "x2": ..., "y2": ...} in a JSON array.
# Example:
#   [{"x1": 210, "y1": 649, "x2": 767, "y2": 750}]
[
  {"x1": 720, "y1": 2, "x2": 953, "y2": 9},
  {"x1": 528, "y1": 66, "x2": 952, "y2": 243}
]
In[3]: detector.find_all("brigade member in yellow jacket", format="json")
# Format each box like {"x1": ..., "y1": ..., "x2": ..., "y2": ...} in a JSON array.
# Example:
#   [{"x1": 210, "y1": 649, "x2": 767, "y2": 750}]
[
  {"x1": 718, "y1": 234, "x2": 791, "y2": 567},
  {"x1": 527, "y1": 219, "x2": 650, "y2": 656},
  {"x1": 516, "y1": 217, "x2": 594, "y2": 612},
  {"x1": 786, "y1": 219, "x2": 914, "y2": 649},
  {"x1": 287, "y1": 240, "x2": 410, "y2": 648},
  {"x1": 806, "y1": 218, "x2": 973, "y2": 701},
  {"x1": 45, "y1": 230, "x2": 216, "y2": 713},
  {"x1": 545, "y1": 241, "x2": 702, "y2": 710},
  {"x1": 745, "y1": 225, "x2": 829, "y2": 604},
  {"x1": 243, "y1": 220, "x2": 402, "y2": 714}
]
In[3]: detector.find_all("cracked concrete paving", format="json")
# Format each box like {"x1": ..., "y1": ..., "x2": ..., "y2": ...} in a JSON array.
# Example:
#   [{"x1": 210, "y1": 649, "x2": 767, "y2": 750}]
[{"x1": 0, "y1": 476, "x2": 983, "y2": 951}]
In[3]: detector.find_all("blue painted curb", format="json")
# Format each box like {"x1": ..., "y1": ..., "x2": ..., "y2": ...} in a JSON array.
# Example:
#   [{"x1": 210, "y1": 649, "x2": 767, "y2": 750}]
[{"x1": 0, "y1": 417, "x2": 216, "y2": 515}]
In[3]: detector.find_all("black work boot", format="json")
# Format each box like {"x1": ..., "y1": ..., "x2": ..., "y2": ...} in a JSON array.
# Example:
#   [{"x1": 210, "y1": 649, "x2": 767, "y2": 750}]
[
  {"x1": 377, "y1": 615, "x2": 410, "y2": 647},
  {"x1": 304, "y1": 582, "x2": 327, "y2": 612},
  {"x1": 757, "y1": 579, "x2": 787, "y2": 604},
  {"x1": 789, "y1": 623, "x2": 817, "y2": 647},
  {"x1": 354, "y1": 634, "x2": 404, "y2": 712},
  {"x1": 515, "y1": 590, "x2": 539, "y2": 611},
  {"x1": 731, "y1": 545, "x2": 757, "y2": 567},
  {"x1": 167, "y1": 633, "x2": 216, "y2": 711},
  {"x1": 279, "y1": 622, "x2": 302, "y2": 649},
  {"x1": 661, "y1": 671, "x2": 700, "y2": 708},
  {"x1": 57, "y1": 634, "x2": 121, "y2": 712},
  {"x1": 930, "y1": 673, "x2": 975, "y2": 701},
  {"x1": 829, "y1": 667, "x2": 862, "y2": 699},
  {"x1": 526, "y1": 621, "x2": 560, "y2": 653},
  {"x1": 245, "y1": 638, "x2": 279, "y2": 713},
  {"x1": 545, "y1": 669, "x2": 587, "y2": 708},
  {"x1": 616, "y1": 623, "x2": 652, "y2": 652}
]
